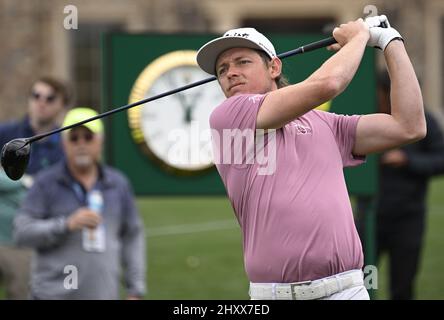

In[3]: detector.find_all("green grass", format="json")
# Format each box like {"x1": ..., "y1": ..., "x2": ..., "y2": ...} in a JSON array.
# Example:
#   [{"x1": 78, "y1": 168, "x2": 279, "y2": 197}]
[
  {"x1": 141, "y1": 178, "x2": 444, "y2": 300},
  {"x1": 141, "y1": 197, "x2": 248, "y2": 299}
]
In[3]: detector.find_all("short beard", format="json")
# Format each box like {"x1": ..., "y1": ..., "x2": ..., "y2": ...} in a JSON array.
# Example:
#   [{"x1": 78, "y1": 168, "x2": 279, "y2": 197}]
[
  {"x1": 73, "y1": 154, "x2": 94, "y2": 170},
  {"x1": 32, "y1": 117, "x2": 55, "y2": 131}
]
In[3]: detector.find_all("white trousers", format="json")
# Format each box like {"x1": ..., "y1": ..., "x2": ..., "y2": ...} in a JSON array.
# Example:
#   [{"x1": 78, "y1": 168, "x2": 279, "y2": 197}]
[
  {"x1": 320, "y1": 285, "x2": 370, "y2": 300},
  {"x1": 249, "y1": 269, "x2": 370, "y2": 300},
  {"x1": 250, "y1": 284, "x2": 370, "y2": 300}
]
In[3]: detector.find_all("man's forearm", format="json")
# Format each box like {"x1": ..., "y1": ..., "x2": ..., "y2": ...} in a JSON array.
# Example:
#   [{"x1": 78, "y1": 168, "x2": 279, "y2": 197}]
[
  {"x1": 14, "y1": 214, "x2": 68, "y2": 249},
  {"x1": 385, "y1": 40, "x2": 426, "y2": 140},
  {"x1": 309, "y1": 34, "x2": 368, "y2": 94}
]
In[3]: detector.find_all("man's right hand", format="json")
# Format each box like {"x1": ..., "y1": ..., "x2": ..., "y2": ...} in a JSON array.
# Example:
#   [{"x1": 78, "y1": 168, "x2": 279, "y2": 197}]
[
  {"x1": 66, "y1": 208, "x2": 102, "y2": 231},
  {"x1": 331, "y1": 18, "x2": 370, "y2": 49}
]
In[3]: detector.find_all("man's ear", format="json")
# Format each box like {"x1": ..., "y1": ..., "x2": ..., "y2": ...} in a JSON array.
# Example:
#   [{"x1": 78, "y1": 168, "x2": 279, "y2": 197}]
[{"x1": 269, "y1": 58, "x2": 282, "y2": 80}]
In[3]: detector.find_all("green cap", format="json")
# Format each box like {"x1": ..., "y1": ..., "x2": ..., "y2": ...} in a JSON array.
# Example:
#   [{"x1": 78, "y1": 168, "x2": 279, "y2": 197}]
[{"x1": 62, "y1": 107, "x2": 104, "y2": 134}]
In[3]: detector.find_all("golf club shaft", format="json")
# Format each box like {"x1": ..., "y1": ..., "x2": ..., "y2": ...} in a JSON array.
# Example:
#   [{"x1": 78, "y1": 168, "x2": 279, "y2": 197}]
[
  {"x1": 28, "y1": 36, "x2": 337, "y2": 144},
  {"x1": 278, "y1": 36, "x2": 336, "y2": 58}
]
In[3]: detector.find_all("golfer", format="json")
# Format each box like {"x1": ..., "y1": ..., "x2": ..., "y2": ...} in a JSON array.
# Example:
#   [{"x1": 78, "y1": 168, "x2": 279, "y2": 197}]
[{"x1": 196, "y1": 16, "x2": 425, "y2": 300}]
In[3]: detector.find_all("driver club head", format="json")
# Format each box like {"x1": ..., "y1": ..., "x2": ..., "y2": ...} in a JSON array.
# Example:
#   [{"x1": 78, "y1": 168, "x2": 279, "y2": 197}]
[{"x1": 1, "y1": 138, "x2": 31, "y2": 181}]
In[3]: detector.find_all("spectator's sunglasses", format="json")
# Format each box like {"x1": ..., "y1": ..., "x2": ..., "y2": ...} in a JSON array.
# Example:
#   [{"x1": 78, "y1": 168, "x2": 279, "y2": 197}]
[
  {"x1": 31, "y1": 91, "x2": 57, "y2": 104},
  {"x1": 69, "y1": 131, "x2": 94, "y2": 143}
]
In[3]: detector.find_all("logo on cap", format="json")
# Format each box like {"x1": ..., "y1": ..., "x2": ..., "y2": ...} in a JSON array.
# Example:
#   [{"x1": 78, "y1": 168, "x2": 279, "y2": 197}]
[{"x1": 225, "y1": 32, "x2": 250, "y2": 38}]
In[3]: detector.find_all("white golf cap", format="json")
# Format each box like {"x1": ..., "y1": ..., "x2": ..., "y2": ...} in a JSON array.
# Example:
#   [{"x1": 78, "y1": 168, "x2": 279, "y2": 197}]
[{"x1": 196, "y1": 27, "x2": 276, "y2": 75}]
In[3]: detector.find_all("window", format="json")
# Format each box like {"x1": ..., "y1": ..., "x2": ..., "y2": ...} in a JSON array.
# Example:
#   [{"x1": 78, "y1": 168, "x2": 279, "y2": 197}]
[
  {"x1": 70, "y1": 23, "x2": 122, "y2": 110},
  {"x1": 242, "y1": 17, "x2": 336, "y2": 34}
]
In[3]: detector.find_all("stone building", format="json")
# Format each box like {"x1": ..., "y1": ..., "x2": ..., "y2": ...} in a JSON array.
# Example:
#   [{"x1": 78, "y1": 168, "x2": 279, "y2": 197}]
[{"x1": 0, "y1": 0, "x2": 442, "y2": 120}]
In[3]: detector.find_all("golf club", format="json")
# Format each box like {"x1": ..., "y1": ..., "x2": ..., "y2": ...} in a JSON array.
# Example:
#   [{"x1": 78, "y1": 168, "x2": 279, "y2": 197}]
[{"x1": 1, "y1": 36, "x2": 337, "y2": 181}]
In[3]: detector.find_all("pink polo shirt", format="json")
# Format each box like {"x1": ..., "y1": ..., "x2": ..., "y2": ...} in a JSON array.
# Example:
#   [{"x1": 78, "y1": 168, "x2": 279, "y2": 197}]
[{"x1": 210, "y1": 94, "x2": 365, "y2": 283}]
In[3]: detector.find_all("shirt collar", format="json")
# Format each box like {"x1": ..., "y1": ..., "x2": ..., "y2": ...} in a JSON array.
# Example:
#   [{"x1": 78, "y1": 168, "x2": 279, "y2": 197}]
[{"x1": 57, "y1": 160, "x2": 113, "y2": 188}]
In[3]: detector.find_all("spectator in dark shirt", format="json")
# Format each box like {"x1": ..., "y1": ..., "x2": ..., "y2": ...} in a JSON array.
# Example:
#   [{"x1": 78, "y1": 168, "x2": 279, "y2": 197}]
[
  {"x1": 0, "y1": 76, "x2": 71, "y2": 299},
  {"x1": 0, "y1": 76, "x2": 71, "y2": 174}
]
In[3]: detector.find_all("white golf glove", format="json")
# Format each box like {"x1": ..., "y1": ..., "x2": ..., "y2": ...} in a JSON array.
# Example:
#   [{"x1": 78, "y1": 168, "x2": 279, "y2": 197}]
[{"x1": 365, "y1": 15, "x2": 403, "y2": 51}]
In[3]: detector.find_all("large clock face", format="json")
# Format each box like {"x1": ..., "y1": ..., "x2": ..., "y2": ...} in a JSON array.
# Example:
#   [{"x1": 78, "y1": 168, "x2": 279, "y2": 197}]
[{"x1": 128, "y1": 50, "x2": 225, "y2": 175}]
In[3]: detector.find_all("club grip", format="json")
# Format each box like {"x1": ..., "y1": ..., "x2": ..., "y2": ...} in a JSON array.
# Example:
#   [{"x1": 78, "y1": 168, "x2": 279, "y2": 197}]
[
  {"x1": 277, "y1": 36, "x2": 337, "y2": 60},
  {"x1": 302, "y1": 36, "x2": 337, "y2": 52}
]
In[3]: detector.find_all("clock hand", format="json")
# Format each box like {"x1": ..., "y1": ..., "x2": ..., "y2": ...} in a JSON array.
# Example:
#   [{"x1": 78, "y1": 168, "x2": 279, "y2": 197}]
[
  {"x1": 166, "y1": 73, "x2": 189, "y2": 113},
  {"x1": 183, "y1": 90, "x2": 204, "y2": 123},
  {"x1": 166, "y1": 73, "x2": 198, "y2": 124},
  {"x1": 181, "y1": 93, "x2": 195, "y2": 124},
  {"x1": 189, "y1": 90, "x2": 203, "y2": 109},
  {"x1": 184, "y1": 106, "x2": 192, "y2": 123}
]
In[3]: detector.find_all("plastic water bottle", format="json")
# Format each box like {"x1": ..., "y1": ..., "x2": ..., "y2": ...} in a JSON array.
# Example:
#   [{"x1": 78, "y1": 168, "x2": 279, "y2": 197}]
[{"x1": 82, "y1": 189, "x2": 106, "y2": 252}]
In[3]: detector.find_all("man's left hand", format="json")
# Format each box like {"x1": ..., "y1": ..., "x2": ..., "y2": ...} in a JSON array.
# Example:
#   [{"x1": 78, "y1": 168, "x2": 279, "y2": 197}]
[{"x1": 365, "y1": 15, "x2": 403, "y2": 51}]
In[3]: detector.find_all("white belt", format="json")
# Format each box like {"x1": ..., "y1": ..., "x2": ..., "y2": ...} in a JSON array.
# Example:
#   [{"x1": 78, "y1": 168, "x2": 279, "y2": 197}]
[{"x1": 249, "y1": 269, "x2": 364, "y2": 300}]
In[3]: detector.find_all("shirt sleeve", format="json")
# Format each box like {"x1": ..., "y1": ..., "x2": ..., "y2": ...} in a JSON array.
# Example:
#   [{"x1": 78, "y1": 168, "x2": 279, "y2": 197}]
[
  {"x1": 13, "y1": 176, "x2": 69, "y2": 249},
  {"x1": 315, "y1": 111, "x2": 365, "y2": 168},
  {"x1": 209, "y1": 94, "x2": 266, "y2": 168},
  {"x1": 209, "y1": 94, "x2": 265, "y2": 132}
]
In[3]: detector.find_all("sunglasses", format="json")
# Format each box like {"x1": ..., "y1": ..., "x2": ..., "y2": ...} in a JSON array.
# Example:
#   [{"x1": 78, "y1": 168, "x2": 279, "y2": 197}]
[
  {"x1": 31, "y1": 91, "x2": 57, "y2": 103},
  {"x1": 68, "y1": 131, "x2": 94, "y2": 143}
]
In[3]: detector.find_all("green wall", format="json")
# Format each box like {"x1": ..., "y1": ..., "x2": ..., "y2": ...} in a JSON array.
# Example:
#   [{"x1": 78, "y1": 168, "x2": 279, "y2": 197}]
[{"x1": 102, "y1": 33, "x2": 377, "y2": 196}]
